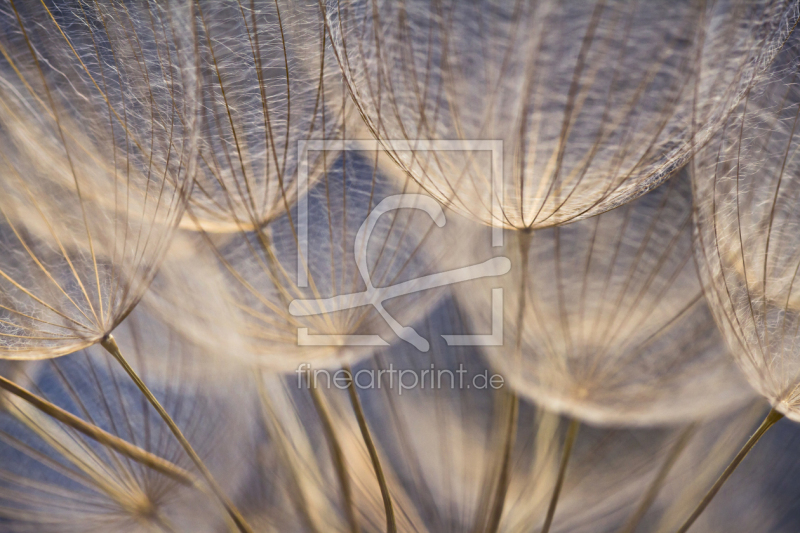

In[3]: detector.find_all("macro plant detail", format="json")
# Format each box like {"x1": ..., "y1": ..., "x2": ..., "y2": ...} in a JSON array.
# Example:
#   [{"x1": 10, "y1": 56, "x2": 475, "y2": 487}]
[
  {"x1": 188, "y1": 0, "x2": 348, "y2": 232},
  {"x1": 0, "y1": 0, "x2": 799, "y2": 533},
  {"x1": 326, "y1": 0, "x2": 797, "y2": 229},
  {"x1": 0, "y1": 0, "x2": 199, "y2": 357},
  {"x1": 458, "y1": 170, "x2": 751, "y2": 427}
]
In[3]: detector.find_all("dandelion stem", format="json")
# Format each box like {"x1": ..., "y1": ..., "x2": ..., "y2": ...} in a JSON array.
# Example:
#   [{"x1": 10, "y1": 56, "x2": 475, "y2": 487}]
[
  {"x1": 101, "y1": 335, "x2": 254, "y2": 533},
  {"x1": 674, "y1": 408, "x2": 783, "y2": 533},
  {"x1": 484, "y1": 391, "x2": 519, "y2": 533},
  {"x1": 484, "y1": 231, "x2": 531, "y2": 532},
  {"x1": 486, "y1": 229, "x2": 532, "y2": 533},
  {"x1": 0, "y1": 373, "x2": 195, "y2": 485},
  {"x1": 541, "y1": 418, "x2": 580, "y2": 533},
  {"x1": 619, "y1": 423, "x2": 696, "y2": 533},
  {"x1": 344, "y1": 364, "x2": 396, "y2": 533},
  {"x1": 257, "y1": 375, "x2": 322, "y2": 533},
  {"x1": 308, "y1": 376, "x2": 360, "y2": 533}
]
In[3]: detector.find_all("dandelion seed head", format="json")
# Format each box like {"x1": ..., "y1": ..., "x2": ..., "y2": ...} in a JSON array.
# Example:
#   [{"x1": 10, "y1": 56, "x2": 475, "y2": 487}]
[
  {"x1": 174, "y1": 151, "x2": 463, "y2": 370},
  {"x1": 186, "y1": 0, "x2": 350, "y2": 232},
  {"x1": 693, "y1": 31, "x2": 800, "y2": 423},
  {"x1": 0, "y1": 307, "x2": 254, "y2": 533},
  {"x1": 327, "y1": 0, "x2": 796, "y2": 229},
  {"x1": 457, "y1": 171, "x2": 752, "y2": 426},
  {"x1": 0, "y1": 0, "x2": 199, "y2": 359}
]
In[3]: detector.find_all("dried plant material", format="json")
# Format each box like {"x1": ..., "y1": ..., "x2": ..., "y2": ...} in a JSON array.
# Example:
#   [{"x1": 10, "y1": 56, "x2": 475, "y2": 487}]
[
  {"x1": 0, "y1": 1, "x2": 797, "y2": 531},
  {"x1": 242, "y1": 297, "x2": 757, "y2": 533},
  {"x1": 0, "y1": 0, "x2": 199, "y2": 359},
  {"x1": 0, "y1": 312, "x2": 253, "y2": 533},
  {"x1": 686, "y1": 412, "x2": 800, "y2": 533},
  {"x1": 184, "y1": 150, "x2": 462, "y2": 370},
  {"x1": 142, "y1": 231, "x2": 252, "y2": 359},
  {"x1": 187, "y1": 0, "x2": 349, "y2": 232},
  {"x1": 611, "y1": 403, "x2": 772, "y2": 533},
  {"x1": 457, "y1": 172, "x2": 750, "y2": 425},
  {"x1": 693, "y1": 32, "x2": 800, "y2": 422},
  {"x1": 326, "y1": 0, "x2": 797, "y2": 229}
]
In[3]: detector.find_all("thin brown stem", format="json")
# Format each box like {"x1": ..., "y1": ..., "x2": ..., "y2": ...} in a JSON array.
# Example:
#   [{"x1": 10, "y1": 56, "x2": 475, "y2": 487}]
[
  {"x1": 308, "y1": 376, "x2": 360, "y2": 533},
  {"x1": 0, "y1": 373, "x2": 195, "y2": 485},
  {"x1": 484, "y1": 391, "x2": 520, "y2": 533},
  {"x1": 619, "y1": 424, "x2": 696, "y2": 533},
  {"x1": 541, "y1": 418, "x2": 580, "y2": 533},
  {"x1": 256, "y1": 375, "x2": 321, "y2": 533},
  {"x1": 343, "y1": 364, "x2": 396, "y2": 533},
  {"x1": 101, "y1": 335, "x2": 254, "y2": 533},
  {"x1": 483, "y1": 231, "x2": 531, "y2": 533},
  {"x1": 674, "y1": 408, "x2": 783, "y2": 533}
]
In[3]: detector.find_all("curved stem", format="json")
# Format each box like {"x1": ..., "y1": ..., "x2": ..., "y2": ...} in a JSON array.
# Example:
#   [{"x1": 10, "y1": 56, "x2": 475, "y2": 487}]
[
  {"x1": 619, "y1": 423, "x2": 696, "y2": 533},
  {"x1": 308, "y1": 375, "x2": 360, "y2": 533},
  {"x1": 484, "y1": 230, "x2": 533, "y2": 533},
  {"x1": 0, "y1": 373, "x2": 194, "y2": 485},
  {"x1": 541, "y1": 418, "x2": 580, "y2": 533},
  {"x1": 101, "y1": 335, "x2": 254, "y2": 533},
  {"x1": 343, "y1": 364, "x2": 396, "y2": 533},
  {"x1": 256, "y1": 375, "x2": 321, "y2": 533},
  {"x1": 674, "y1": 408, "x2": 783, "y2": 533},
  {"x1": 484, "y1": 391, "x2": 520, "y2": 533}
]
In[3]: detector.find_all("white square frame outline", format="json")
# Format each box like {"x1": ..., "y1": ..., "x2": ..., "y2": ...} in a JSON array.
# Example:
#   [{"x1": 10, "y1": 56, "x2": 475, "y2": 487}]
[{"x1": 295, "y1": 139, "x2": 505, "y2": 348}]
